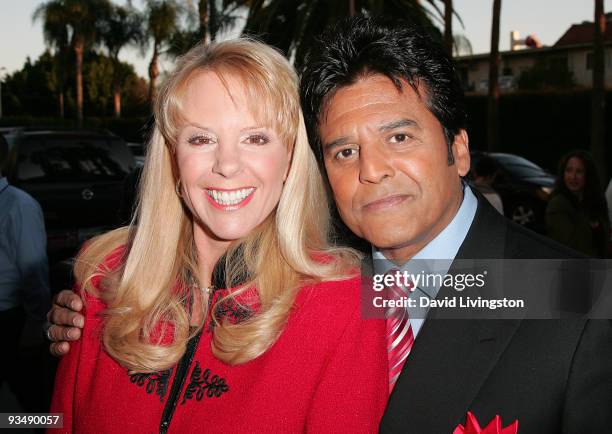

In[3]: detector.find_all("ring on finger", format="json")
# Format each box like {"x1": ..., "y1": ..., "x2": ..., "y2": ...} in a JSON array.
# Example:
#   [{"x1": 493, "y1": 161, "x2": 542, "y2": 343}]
[{"x1": 44, "y1": 320, "x2": 54, "y2": 341}]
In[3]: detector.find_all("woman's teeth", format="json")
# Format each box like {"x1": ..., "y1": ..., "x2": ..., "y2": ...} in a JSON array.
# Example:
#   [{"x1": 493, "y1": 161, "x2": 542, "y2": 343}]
[{"x1": 206, "y1": 188, "x2": 255, "y2": 205}]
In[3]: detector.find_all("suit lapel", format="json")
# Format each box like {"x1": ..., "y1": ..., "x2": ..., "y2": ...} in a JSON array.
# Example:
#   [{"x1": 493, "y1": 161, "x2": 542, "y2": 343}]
[{"x1": 381, "y1": 195, "x2": 524, "y2": 433}]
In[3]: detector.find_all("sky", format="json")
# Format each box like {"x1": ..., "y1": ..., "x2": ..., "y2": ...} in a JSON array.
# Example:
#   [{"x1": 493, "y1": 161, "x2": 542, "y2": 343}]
[{"x1": 1, "y1": 0, "x2": 611, "y2": 79}]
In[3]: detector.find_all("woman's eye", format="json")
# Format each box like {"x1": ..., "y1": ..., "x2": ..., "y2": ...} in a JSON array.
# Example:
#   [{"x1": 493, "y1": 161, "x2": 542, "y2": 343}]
[
  {"x1": 335, "y1": 148, "x2": 358, "y2": 160},
  {"x1": 245, "y1": 134, "x2": 269, "y2": 145},
  {"x1": 187, "y1": 135, "x2": 215, "y2": 146}
]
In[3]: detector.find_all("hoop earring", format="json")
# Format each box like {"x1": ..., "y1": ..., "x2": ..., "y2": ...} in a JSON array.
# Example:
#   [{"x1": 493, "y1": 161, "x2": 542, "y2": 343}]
[{"x1": 175, "y1": 179, "x2": 182, "y2": 197}]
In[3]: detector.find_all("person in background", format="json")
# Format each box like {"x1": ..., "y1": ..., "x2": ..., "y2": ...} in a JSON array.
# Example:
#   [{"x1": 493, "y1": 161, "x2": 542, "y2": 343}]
[
  {"x1": 470, "y1": 155, "x2": 504, "y2": 214},
  {"x1": 546, "y1": 150, "x2": 610, "y2": 257},
  {"x1": 0, "y1": 133, "x2": 51, "y2": 412}
]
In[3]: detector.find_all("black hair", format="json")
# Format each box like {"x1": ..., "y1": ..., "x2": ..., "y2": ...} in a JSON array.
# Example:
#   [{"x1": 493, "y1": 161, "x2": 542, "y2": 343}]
[
  {"x1": 300, "y1": 15, "x2": 467, "y2": 166},
  {"x1": 553, "y1": 150, "x2": 608, "y2": 220}
]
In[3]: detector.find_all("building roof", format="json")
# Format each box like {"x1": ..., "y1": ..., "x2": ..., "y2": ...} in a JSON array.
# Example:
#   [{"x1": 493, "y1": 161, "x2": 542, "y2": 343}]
[{"x1": 555, "y1": 13, "x2": 612, "y2": 47}]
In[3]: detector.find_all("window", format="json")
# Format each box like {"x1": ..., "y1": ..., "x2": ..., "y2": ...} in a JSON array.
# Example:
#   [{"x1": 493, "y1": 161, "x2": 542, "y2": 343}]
[
  {"x1": 549, "y1": 56, "x2": 568, "y2": 70},
  {"x1": 586, "y1": 52, "x2": 593, "y2": 70}
]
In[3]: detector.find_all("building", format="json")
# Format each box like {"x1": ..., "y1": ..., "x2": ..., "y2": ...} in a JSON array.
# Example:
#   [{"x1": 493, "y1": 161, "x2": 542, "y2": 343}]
[{"x1": 455, "y1": 12, "x2": 612, "y2": 94}]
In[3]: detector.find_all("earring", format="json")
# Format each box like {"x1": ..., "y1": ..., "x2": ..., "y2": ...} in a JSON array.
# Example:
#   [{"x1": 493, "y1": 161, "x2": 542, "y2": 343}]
[{"x1": 175, "y1": 179, "x2": 182, "y2": 197}]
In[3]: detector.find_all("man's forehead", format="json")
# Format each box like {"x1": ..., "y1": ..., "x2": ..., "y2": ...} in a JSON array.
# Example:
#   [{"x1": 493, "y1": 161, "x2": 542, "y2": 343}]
[{"x1": 319, "y1": 74, "x2": 428, "y2": 129}]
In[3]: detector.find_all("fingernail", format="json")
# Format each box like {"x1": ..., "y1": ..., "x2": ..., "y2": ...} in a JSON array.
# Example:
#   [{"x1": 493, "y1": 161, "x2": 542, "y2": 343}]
[
  {"x1": 74, "y1": 317, "x2": 84, "y2": 328},
  {"x1": 67, "y1": 329, "x2": 76, "y2": 339},
  {"x1": 71, "y1": 301, "x2": 78, "y2": 310}
]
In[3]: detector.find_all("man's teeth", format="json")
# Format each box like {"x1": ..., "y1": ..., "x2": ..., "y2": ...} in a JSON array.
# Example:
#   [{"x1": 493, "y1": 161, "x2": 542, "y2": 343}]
[{"x1": 207, "y1": 188, "x2": 255, "y2": 205}]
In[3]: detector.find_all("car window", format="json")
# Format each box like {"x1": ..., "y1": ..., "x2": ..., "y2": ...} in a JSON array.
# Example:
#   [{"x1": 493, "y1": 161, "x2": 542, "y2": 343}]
[
  {"x1": 15, "y1": 135, "x2": 133, "y2": 183},
  {"x1": 493, "y1": 155, "x2": 547, "y2": 178}
]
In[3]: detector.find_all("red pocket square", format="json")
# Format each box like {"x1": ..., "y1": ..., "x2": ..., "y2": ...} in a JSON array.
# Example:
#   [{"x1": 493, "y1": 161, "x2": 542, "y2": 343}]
[{"x1": 453, "y1": 411, "x2": 519, "y2": 434}]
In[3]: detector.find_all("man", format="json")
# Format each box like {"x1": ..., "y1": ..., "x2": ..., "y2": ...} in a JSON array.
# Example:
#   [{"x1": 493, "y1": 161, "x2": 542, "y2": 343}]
[
  {"x1": 0, "y1": 133, "x2": 51, "y2": 411},
  {"x1": 48, "y1": 16, "x2": 611, "y2": 433},
  {"x1": 299, "y1": 16, "x2": 611, "y2": 433}
]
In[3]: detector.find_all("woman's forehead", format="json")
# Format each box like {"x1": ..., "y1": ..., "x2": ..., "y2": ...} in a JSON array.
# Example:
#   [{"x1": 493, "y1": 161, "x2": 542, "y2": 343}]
[{"x1": 179, "y1": 71, "x2": 280, "y2": 129}]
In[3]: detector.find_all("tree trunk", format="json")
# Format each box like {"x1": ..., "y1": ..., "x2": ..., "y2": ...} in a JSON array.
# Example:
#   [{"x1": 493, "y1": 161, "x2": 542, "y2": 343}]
[
  {"x1": 349, "y1": 0, "x2": 356, "y2": 17},
  {"x1": 113, "y1": 80, "x2": 122, "y2": 118},
  {"x1": 74, "y1": 39, "x2": 84, "y2": 128},
  {"x1": 208, "y1": 0, "x2": 218, "y2": 42},
  {"x1": 444, "y1": 0, "x2": 453, "y2": 55},
  {"x1": 58, "y1": 91, "x2": 65, "y2": 118},
  {"x1": 111, "y1": 56, "x2": 122, "y2": 118},
  {"x1": 245, "y1": 0, "x2": 264, "y2": 31},
  {"x1": 487, "y1": 0, "x2": 501, "y2": 152},
  {"x1": 148, "y1": 45, "x2": 160, "y2": 105},
  {"x1": 591, "y1": 0, "x2": 607, "y2": 181},
  {"x1": 199, "y1": 0, "x2": 210, "y2": 44}
]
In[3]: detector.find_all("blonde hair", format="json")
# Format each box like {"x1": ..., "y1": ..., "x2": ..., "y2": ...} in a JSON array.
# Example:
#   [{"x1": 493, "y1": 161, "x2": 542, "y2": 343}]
[{"x1": 74, "y1": 39, "x2": 359, "y2": 372}]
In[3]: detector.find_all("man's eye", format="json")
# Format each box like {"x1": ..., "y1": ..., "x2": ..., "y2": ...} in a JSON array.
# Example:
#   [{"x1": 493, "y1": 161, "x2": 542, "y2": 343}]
[
  {"x1": 187, "y1": 135, "x2": 215, "y2": 146},
  {"x1": 245, "y1": 134, "x2": 269, "y2": 145},
  {"x1": 390, "y1": 133, "x2": 409, "y2": 143},
  {"x1": 335, "y1": 148, "x2": 358, "y2": 160}
]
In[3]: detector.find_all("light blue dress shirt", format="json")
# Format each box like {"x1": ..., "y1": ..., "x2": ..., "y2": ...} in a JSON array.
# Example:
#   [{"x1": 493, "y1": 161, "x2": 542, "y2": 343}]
[
  {"x1": 0, "y1": 177, "x2": 51, "y2": 321},
  {"x1": 373, "y1": 185, "x2": 478, "y2": 338}
]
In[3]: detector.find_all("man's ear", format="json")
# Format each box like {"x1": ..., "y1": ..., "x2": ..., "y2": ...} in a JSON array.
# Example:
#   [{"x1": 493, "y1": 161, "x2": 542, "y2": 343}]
[{"x1": 452, "y1": 129, "x2": 470, "y2": 177}]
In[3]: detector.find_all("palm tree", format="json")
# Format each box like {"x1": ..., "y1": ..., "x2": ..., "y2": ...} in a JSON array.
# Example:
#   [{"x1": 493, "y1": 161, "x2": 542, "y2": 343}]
[
  {"x1": 165, "y1": 1, "x2": 243, "y2": 59},
  {"x1": 32, "y1": 0, "x2": 70, "y2": 118},
  {"x1": 144, "y1": 0, "x2": 180, "y2": 103},
  {"x1": 198, "y1": 0, "x2": 212, "y2": 44},
  {"x1": 591, "y1": 0, "x2": 606, "y2": 180},
  {"x1": 34, "y1": 0, "x2": 111, "y2": 126},
  {"x1": 487, "y1": 0, "x2": 501, "y2": 152},
  {"x1": 425, "y1": 0, "x2": 465, "y2": 55},
  {"x1": 453, "y1": 34, "x2": 473, "y2": 57},
  {"x1": 443, "y1": 0, "x2": 453, "y2": 54},
  {"x1": 100, "y1": 4, "x2": 143, "y2": 118},
  {"x1": 243, "y1": 0, "x2": 445, "y2": 68}
]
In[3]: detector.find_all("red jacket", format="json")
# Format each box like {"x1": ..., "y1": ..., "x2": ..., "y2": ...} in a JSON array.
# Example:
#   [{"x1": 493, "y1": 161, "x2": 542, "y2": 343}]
[{"x1": 49, "y1": 249, "x2": 388, "y2": 433}]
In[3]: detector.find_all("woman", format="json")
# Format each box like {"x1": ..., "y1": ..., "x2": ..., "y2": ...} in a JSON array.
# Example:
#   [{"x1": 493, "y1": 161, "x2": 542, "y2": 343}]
[
  {"x1": 49, "y1": 39, "x2": 387, "y2": 433},
  {"x1": 545, "y1": 150, "x2": 610, "y2": 257}
]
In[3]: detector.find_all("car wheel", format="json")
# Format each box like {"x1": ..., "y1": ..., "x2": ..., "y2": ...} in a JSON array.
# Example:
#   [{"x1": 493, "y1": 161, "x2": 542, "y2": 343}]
[{"x1": 511, "y1": 203, "x2": 536, "y2": 226}]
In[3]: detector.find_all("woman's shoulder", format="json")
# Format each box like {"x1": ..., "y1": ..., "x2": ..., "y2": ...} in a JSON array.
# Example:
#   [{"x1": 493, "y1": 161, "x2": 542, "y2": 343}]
[
  {"x1": 86, "y1": 244, "x2": 127, "y2": 289},
  {"x1": 294, "y1": 272, "x2": 363, "y2": 321},
  {"x1": 76, "y1": 244, "x2": 127, "y2": 314}
]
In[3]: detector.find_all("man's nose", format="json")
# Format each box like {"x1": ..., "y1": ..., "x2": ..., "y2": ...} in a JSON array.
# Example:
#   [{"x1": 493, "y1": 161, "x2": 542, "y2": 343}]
[
  {"x1": 212, "y1": 145, "x2": 242, "y2": 178},
  {"x1": 359, "y1": 144, "x2": 394, "y2": 184}
]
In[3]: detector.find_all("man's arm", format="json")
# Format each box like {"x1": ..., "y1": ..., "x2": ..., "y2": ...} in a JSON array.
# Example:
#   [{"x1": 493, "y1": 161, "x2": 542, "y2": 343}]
[
  {"x1": 15, "y1": 198, "x2": 51, "y2": 322},
  {"x1": 562, "y1": 319, "x2": 612, "y2": 432}
]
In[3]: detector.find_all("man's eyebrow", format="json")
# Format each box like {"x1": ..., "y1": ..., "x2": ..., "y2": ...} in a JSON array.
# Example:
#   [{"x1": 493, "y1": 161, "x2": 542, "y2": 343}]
[
  {"x1": 322, "y1": 136, "x2": 350, "y2": 154},
  {"x1": 378, "y1": 119, "x2": 419, "y2": 132}
]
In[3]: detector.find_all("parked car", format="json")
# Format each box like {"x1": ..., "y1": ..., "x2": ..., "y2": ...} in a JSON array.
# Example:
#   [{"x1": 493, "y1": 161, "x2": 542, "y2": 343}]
[
  {"x1": 127, "y1": 141, "x2": 145, "y2": 167},
  {"x1": 1, "y1": 128, "x2": 136, "y2": 263},
  {"x1": 469, "y1": 152, "x2": 555, "y2": 233}
]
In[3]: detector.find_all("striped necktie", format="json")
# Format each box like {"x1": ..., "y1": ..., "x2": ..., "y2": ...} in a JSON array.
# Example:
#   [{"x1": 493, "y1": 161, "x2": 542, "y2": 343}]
[{"x1": 385, "y1": 269, "x2": 415, "y2": 394}]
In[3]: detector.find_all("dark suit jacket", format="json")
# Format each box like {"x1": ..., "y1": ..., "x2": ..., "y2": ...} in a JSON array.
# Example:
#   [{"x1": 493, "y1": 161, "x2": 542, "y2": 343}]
[{"x1": 379, "y1": 194, "x2": 612, "y2": 434}]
